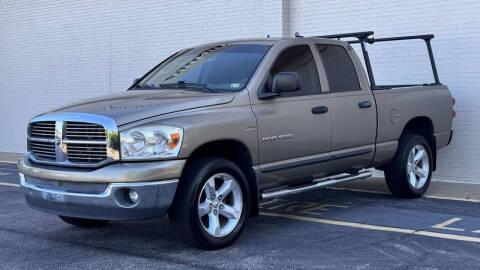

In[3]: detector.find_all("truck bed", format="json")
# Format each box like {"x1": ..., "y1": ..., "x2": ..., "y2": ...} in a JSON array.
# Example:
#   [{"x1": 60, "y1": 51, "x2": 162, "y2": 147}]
[{"x1": 372, "y1": 84, "x2": 453, "y2": 165}]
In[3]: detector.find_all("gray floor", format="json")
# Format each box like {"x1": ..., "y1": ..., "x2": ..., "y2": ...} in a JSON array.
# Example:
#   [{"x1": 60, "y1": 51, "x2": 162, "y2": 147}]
[{"x1": 1, "y1": 162, "x2": 479, "y2": 269}]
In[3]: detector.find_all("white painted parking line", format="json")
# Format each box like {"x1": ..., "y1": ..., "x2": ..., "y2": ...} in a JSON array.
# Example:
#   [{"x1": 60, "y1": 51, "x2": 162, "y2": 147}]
[
  {"x1": 424, "y1": 195, "x2": 480, "y2": 203},
  {"x1": 432, "y1": 218, "x2": 465, "y2": 231},
  {"x1": 0, "y1": 182, "x2": 20, "y2": 187},
  {"x1": 260, "y1": 212, "x2": 480, "y2": 243},
  {"x1": 326, "y1": 187, "x2": 480, "y2": 203}
]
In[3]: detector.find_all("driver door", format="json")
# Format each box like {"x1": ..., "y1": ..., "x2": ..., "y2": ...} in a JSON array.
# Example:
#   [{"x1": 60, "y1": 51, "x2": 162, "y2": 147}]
[{"x1": 251, "y1": 44, "x2": 332, "y2": 189}]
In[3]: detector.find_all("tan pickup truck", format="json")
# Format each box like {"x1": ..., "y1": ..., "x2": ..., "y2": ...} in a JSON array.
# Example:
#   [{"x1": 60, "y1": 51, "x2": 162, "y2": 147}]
[{"x1": 18, "y1": 31, "x2": 454, "y2": 249}]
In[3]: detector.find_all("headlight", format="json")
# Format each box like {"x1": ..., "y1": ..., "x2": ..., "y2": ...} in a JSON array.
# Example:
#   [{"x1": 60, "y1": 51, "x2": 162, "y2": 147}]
[{"x1": 120, "y1": 125, "x2": 183, "y2": 160}]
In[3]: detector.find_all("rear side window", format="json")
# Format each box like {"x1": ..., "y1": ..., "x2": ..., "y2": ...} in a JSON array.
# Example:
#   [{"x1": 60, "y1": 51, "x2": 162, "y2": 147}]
[
  {"x1": 316, "y1": 44, "x2": 361, "y2": 92},
  {"x1": 268, "y1": 45, "x2": 321, "y2": 98}
]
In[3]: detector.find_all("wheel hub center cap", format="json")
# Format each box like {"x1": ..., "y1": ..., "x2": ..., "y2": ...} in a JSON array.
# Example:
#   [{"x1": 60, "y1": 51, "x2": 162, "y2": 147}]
[{"x1": 408, "y1": 164, "x2": 415, "y2": 172}]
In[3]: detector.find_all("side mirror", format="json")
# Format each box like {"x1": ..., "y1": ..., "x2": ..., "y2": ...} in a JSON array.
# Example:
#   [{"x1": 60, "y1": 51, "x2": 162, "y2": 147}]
[
  {"x1": 133, "y1": 78, "x2": 141, "y2": 85},
  {"x1": 271, "y1": 72, "x2": 300, "y2": 93}
]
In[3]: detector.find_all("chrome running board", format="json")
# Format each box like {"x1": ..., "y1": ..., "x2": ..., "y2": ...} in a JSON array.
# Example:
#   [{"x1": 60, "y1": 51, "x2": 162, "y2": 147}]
[{"x1": 260, "y1": 170, "x2": 372, "y2": 200}]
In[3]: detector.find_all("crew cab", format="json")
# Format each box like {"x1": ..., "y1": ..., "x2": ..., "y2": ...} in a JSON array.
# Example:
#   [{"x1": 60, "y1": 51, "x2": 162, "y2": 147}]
[{"x1": 18, "y1": 31, "x2": 454, "y2": 249}]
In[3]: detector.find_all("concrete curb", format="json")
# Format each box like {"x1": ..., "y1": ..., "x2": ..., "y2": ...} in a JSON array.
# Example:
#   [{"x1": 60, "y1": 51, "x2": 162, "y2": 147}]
[
  {"x1": 0, "y1": 152, "x2": 22, "y2": 164},
  {"x1": 334, "y1": 177, "x2": 480, "y2": 202}
]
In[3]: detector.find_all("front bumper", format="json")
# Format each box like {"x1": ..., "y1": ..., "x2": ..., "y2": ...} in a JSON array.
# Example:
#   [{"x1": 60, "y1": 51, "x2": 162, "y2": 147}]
[{"x1": 18, "y1": 157, "x2": 186, "y2": 220}]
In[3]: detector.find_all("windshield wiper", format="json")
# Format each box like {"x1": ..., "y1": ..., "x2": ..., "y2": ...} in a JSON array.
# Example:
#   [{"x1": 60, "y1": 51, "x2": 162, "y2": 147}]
[
  {"x1": 158, "y1": 81, "x2": 218, "y2": 93},
  {"x1": 132, "y1": 83, "x2": 156, "y2": 89}
]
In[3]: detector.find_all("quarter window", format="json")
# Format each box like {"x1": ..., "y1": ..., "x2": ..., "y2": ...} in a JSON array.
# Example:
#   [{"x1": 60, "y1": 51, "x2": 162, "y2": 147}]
[{"x1": 316, "y1": 44, "x2": 361, "y2": 92}]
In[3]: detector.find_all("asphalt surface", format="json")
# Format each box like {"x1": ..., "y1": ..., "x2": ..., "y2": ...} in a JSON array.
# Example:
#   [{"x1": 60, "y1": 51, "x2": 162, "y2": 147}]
[{"x1": 1, "y1": 162, "x2": 479, "y2": 269}]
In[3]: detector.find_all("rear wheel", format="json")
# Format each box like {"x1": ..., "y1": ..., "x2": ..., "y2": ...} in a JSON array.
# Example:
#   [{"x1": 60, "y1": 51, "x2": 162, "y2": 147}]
[
  {"x1": 384, "y1": 134, "x2": 433, "y2": 198},
  {"x1": 169, "y1": 158, "x2": 250, "y2": 250},
  {"x1": 58, "y1": 216, "x2": 110, "y2": 227}
]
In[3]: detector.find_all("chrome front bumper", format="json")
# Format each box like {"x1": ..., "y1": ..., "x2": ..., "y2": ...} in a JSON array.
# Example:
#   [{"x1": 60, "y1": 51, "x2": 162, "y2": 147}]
[{"x1": 18, "y1": 156, "x2": 186, "y2": 220}]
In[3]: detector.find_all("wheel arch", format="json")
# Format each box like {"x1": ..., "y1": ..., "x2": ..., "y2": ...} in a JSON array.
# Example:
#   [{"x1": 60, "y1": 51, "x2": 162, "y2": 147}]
[
  {"x1": 183, "y1": 139, "x2": 260, "y2": 216},
  {"x1": 400, "y1": 116, "x2": 437, "y2": 170}
]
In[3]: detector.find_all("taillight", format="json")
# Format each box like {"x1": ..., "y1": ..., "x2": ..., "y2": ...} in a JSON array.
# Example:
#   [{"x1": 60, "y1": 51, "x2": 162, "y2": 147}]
[{"x1": 452, "y1": 97, "x2": 456, "y2": 118}]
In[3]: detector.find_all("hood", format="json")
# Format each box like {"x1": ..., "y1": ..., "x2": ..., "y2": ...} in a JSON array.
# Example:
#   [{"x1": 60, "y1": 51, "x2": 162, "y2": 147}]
[{"x1": 50, "y1": 90, "x2": 235, "y2": 125}]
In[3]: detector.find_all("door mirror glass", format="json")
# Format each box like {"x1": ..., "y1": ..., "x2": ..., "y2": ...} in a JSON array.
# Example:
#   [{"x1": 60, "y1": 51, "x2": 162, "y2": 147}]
[{"x1": 271, "y1": 72, "x2": 300, "y2": 93}]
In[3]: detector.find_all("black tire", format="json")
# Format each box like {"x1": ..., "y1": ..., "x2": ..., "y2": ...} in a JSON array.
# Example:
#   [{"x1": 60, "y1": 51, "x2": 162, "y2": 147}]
[
  {"x1": 169, "y1": 157, "x2": 250, "y2": 250},
  {"x1": 58, "y1": 216, "x2": 110, "y2": 227},
  {"x1": 384, "y1": 133, "x2": 433, "y2": 198}
]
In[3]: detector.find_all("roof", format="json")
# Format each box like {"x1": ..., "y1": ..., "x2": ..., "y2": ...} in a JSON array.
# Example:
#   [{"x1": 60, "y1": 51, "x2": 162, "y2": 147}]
[{"x1": 193, "y1": 36, "x2": 347, "y2": 48}]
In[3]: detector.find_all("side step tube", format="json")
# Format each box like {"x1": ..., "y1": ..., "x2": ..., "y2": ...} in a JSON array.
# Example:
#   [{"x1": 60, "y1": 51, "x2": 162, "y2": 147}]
[{"x1": 260, "y1": 170, "x2": 372, "y2": 200}]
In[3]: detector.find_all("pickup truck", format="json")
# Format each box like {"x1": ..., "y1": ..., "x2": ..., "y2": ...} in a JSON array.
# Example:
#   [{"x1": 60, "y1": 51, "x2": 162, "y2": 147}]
[{"x1": 18, "y1": 31, "x2": 454, "y2": 249}]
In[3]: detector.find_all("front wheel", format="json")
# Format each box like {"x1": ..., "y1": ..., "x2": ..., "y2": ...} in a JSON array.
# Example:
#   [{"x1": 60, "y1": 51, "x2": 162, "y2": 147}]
[
  {"x1": 384, "y1": 134, "x2": 433, "y2": 198},
  {"x1": 169, "y1": 158, "x2": 250, "y2": 250}
]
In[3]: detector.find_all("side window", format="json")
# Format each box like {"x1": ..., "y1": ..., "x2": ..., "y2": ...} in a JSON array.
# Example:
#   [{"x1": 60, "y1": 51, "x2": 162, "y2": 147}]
[
  {"x1": 267, "y1": 45, "x2": 321, "y2": 98},
  {"x1": 316, "y1": 44, "x2": 361, "y2": 92}
]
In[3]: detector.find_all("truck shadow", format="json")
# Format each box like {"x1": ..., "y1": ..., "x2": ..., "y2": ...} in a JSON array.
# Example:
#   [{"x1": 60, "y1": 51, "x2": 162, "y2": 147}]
[{"x1": 39, "y1": 189, "x2": 392, "y2": 256}]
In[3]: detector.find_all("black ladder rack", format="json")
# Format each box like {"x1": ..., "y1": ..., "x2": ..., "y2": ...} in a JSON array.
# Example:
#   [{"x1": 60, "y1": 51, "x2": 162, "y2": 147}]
[{"x1": 313, "y1": 31, "x2": 440, "y2": 90}]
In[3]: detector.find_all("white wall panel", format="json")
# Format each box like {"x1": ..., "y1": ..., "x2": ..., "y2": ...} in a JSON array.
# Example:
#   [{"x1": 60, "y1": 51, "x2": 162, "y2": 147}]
[
  {"x1": 289, "y1": 0, "x2": 480, "y2": 183},
  {"x1": 1, "y1": 0, "x2": 479, "y2": 182}
]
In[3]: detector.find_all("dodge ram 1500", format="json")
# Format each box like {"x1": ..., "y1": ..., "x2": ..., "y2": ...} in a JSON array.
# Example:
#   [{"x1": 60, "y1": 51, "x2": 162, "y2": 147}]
[{"x1": 18, "y1": 31, "x2": 454, "y2": 249}]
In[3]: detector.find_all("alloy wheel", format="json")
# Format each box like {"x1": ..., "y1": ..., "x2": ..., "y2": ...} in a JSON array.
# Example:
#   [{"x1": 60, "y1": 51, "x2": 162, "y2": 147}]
[
  {"x1": 406, "y1": 145, "x2": 430, "y2": 189},
  {"x1": 197, "y1": 173, "x2": 243, "y2": 238}
]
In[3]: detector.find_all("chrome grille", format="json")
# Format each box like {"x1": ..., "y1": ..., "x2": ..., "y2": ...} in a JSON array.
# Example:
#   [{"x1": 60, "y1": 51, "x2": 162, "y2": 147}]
[
  {"x1": 29, "y1": 121, "x2": 55, "y2": 139},
  {"x1": 28, "y1": 121, "x2": 56, "y2": 160},
  {"x1": 64, "y1": 122, "x2": 107, "y2": 164},
  {"x1": 66, "y1": 143, "x2": 107, "y2": 163},
  {"x1": 27, "y1": 115, "x2": 118, "y2": 167},
  {"x1": 27, "y1": 140, "x2": 56, "y2": 160},
  {"x1": 65, "y1": 122, "x2": 106, "y2": 140}
]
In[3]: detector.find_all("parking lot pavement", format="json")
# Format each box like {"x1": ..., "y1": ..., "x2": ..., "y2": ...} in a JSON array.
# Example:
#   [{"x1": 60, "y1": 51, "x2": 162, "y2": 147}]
[
  {"x1": 0, "y1": 162, "x2": 19, "y2": 186},
  {"x1": 1, "y1": 162, "x2": 479, "y2": 270}
]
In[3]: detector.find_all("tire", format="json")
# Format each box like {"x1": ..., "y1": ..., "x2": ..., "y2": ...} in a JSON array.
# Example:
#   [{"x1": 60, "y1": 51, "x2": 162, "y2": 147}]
[
  {"x1": 384, "y1": 134, "x2": 433, "y2": 198},
  {"x1": 169, "y1": 157, "x2": 250, "y2": 250},
  {"x1": 58, "y1": 216, "x2": 110, "y2": 227}
]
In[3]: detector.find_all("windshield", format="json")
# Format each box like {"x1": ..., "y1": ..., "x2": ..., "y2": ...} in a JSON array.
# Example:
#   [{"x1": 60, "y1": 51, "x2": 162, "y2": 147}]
[{"x1": 135, "y1": 44, "x2": 270, "y2": 92}]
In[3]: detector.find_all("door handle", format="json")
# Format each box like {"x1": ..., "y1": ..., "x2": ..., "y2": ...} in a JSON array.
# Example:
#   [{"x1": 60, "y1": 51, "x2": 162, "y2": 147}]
[
  {"x1": 312, "y1": 106, "x2": 328, "y2": 114},
  {"x1": 358, "y1": 101, "x2": 372, "y2": 108}
]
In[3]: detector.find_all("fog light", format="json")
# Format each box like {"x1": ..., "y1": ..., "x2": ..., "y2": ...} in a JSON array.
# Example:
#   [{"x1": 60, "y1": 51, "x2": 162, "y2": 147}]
[{"x1": 128, "y1": 190, "x2": 139, "y2": 203}]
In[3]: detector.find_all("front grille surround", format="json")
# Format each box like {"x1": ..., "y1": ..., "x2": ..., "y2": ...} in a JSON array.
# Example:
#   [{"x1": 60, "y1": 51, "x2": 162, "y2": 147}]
[{"x1": 27, "y1": 113, "x2": 119, "y2": 168}]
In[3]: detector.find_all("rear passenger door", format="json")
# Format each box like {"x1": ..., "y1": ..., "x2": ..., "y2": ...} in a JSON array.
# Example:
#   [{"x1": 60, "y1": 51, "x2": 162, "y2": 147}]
[{"x1": 315, "y1": 43, "x2": 376, "y2": 174}]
